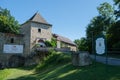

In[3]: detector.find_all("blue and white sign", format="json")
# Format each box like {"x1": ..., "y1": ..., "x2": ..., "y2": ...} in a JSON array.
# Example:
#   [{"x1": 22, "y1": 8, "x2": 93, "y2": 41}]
[
  {"x1": 3, "y1": 44, "x2": 23, "y2": 53},
  {"x1": 95, "y1": 37, "x2": 105, "y2": 55}
]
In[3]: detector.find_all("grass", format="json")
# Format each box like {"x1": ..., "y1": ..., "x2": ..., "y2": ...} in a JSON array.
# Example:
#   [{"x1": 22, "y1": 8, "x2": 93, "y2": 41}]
[
  {"x1": 0, "y1": 52, "x2": 120, "y2": 80},
  {"x1": 40, "y1": 63, "x2": 120, "y2": 80},
  {"x1": 0, "y1": 69, "x2": 11, "y2": 80},
  {"x1": 3, "y1": 62, "x2": 120, "y2": 80},
  {"x1": 5, "y1": 68, "x2": 33, "y2": 80}
]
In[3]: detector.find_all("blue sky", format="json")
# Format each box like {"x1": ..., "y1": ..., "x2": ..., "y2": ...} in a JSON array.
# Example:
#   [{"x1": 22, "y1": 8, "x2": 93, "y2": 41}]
[{"x1": 0, "y1": 0, "x2": 114, "y2": 41}]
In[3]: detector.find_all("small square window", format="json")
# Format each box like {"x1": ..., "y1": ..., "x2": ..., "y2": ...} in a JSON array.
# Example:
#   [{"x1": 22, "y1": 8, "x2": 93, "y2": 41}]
[
  {"x1": 11, "y1": 38, "x2": 14, "y2": 43},
  {"x1": 38, "y1": 29, "x2": 41, "y2": 33}
]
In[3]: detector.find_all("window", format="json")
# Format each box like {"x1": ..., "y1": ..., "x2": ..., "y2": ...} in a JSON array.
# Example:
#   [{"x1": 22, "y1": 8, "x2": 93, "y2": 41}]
[
  {"x1": 11, "y1": 38, "x2": 14, "y2": 43},
  {"x1": 38, "y1": 29, "x2": 41, "y2": 33}
]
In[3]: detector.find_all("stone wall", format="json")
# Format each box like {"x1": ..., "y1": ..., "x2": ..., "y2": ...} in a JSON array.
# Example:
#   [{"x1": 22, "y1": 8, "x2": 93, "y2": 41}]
[
  {"x1": 0, "y1": 54, "x2": 13, "y2": 68},
  {"x1": 68, "y1": 45, "x2": 77, "y2": 51},
  {"x1": 0, "y1": 54, "x2": 24, "y2": 68},
  {"x1": 30, "y1": 22, "x2": 52, "y2": 52},
  {"x1": 57, "y1": 41, "x2": 77, "y2": 51},
  {"x1": 0, "y1": 33, "x2": 4, "y2": 53},
  {"x1": 0, "y1": 32, "x2": 25, "y2": 68},
  {"x1": 0, "y1": 32, "x2": 24, "y2": 54},
  {"x1": 72, "y1": 51, "x2": 92, "y2": 66},
  {"x1": 20, "y1": 21, "x2": 52, "y2": 55},
  {"x1": 20, "y1": 22, "x2": 31, "y2": 55}
]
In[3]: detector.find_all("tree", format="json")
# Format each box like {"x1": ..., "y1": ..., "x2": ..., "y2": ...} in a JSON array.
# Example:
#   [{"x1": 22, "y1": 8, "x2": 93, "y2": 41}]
[
  {"x1": 0, "y1": 7, "x2": 20, "y2": 34},
  {"x1": 97, "y1": 2, "x2": 115, "y2": 31},
  {"x1": 107, "y1": 0, "x2": 120, "y2": 50},
  {"x1": 86, "y1": 2, "x2": 115, "y2": 38},
  {"x1": 74, "y1": 37, "x2": 88, "y2": 51},
  {"x1": 74, "y1": 39, "x2": 81, "y2": 50},
  {"x1": 97, "y1": 2, "x2": 114, "y2": 18},
  {"x1": 86, "y1": 2, "x2": 115, "y2": 52},
  {"x1": 50, "y1": 38, "x2": 57, "y2": 47},
  {"x1": 107, "y1": 20, "x2": 120, "y2": 50},
  {"x1": 45, "y1": 38, "x2": 57, "y2": 47},
  {"x1": 114, "y1": 0, "x2": 120, "y2": 19}
]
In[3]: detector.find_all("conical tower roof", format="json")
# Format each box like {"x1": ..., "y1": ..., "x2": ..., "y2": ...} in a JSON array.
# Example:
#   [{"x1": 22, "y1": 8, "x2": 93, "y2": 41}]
[{"x1": 29, "y1": 12, "x2": 51, "y2": 25}]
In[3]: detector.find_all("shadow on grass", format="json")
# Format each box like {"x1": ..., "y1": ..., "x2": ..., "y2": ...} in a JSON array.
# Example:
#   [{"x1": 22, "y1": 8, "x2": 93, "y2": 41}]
[
  {"x1": 8, "y1": 62, "x2": 120, "y2": 80},
  {"x1": 7, "y1": 76, "x2": 36, "y2": 80},
  {"x1": 17, "y1": 64, "x2": 37, "y2": 71}
]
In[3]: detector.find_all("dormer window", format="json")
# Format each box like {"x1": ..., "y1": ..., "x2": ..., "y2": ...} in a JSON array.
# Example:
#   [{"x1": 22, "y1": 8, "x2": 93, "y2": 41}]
[{"x1": 38, "y1": 29, "x2": 41, "y2": 33}]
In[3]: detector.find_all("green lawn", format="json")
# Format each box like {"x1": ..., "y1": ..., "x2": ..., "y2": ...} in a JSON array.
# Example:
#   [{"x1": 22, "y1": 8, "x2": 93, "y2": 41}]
[
  {"x1": 0, "y1": 52, "x2": 120, "y2": 80},
  {"x1": 0, "y1": 69, "x2": 11, "y2": 80},
  {"x1": 5, "y1": 68, "x2": 33, "y2": 80},
  {"x1": 0, "y1": 63, "x2": 120, "y2": 80}
]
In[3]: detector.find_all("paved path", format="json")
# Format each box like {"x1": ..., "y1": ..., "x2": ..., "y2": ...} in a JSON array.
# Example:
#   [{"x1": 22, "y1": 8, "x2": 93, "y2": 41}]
[{"x1": 90, "y1": 55, "x2": 120, "y2": 66}]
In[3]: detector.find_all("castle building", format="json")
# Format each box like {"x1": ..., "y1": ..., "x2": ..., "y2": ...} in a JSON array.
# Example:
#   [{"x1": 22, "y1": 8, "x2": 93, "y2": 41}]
[
  {"x1": 0, "y1": 12, "x2": 76, "y2": 67},
  {"x1": 20, "y1": 12, "x2": 52, "y2": 55},
  {"x1": 0, "y1": 12, "x2": 76, "y2": 55},
  {"x1": 20, "y1": 12, "x2": 76, "y2": 54}
]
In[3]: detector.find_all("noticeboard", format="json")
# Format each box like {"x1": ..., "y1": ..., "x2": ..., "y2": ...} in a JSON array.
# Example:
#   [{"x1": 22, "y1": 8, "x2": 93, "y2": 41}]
[
  {"x1": 3, "y1": 44, "x2": 23, "y2": 53},
  {"x1": 95, "y1": 35, "x2": 106, "y2": 55}
]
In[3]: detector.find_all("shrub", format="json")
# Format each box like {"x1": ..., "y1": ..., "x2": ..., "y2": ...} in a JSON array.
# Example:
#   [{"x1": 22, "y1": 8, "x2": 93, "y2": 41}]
[
  {"x1": 35, "y1": 51, "x2": 71, "y2": 71},
  {"x1": 45, "y1": 38, "x2": 57, "y2": 47},
  {"x1": 45, "y1": 41, "x2": 52, "y2": 47}
]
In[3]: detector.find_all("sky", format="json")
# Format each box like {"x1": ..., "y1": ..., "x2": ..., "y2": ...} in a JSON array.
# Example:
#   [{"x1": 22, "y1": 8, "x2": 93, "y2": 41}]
[{"x1": 0, "y1": 0, "x2": 114, "y2": 41}]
